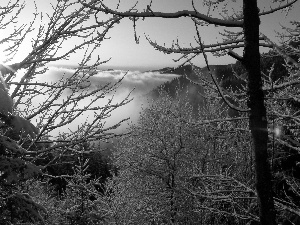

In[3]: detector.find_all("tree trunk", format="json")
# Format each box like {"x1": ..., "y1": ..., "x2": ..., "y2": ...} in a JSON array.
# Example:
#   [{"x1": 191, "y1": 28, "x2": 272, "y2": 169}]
[{"x1": 243, "y1": 0, "x2": 276, "y2": 224}]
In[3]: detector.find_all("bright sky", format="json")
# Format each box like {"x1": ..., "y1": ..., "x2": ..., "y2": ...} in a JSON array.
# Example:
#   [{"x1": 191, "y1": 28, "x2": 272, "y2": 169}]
[{"x1": 1, "y1": 0, "x2": 300, "y2": 70}]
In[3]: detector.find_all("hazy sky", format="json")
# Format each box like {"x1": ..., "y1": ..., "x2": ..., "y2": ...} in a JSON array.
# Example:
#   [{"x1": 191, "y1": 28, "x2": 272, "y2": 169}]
[
  {"x1": 97, "y1": 0, "x2": 300, "y2": 70},
  {"x1": 2, "y1": 0, "x2": 300, "y2": 70}
]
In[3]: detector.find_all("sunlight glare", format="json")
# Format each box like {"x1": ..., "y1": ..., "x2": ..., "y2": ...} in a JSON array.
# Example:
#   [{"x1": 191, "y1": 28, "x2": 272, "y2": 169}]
[{"x1": 274, "y1": 127, "x2": 281, "y2": 137}]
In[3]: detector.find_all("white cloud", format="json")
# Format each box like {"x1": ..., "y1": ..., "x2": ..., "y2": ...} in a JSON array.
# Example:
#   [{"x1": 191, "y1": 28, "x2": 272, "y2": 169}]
[
  {"x1": 91, "y1": 69, "x2": 179, "y2": 93},
  {"x1": 12, "y1": 66, "x2": 180, "y2": 135},
  {"x1": 40, "y1": 66, "x2": 179, "y2": 94}
]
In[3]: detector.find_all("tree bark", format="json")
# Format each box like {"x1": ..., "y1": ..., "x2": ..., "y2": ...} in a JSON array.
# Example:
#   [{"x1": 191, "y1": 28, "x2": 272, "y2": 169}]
[{"x1": 243, "y1": 0, "x2": 276, "y2": 224}]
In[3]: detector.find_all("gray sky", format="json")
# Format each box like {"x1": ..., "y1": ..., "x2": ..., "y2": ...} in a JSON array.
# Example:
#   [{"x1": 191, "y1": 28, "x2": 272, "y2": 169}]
[
  {"x1": 97, "y1": 0, "x2": 300, "y2": 69},
  {"x1": 2, "y1": 0, "x2": 300, "y2": 70}
]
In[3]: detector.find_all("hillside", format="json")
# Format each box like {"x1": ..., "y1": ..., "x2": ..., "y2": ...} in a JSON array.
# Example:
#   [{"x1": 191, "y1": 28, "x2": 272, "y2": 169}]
[
  {"x1": 148, "y1": 64, "x2": 246, "y2": 117},
  {"x1": 147, "y1": 48, "x2": 295, "y2": 117}
]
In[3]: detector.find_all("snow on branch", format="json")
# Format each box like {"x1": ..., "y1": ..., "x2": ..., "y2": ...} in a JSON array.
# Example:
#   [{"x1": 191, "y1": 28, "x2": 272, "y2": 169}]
[
  {"x1": 258, "y1": 0, "x2": 298, "y2": 17},
  {"x1": 81, "y1": 1, "x2": 243, "y2": 28}
]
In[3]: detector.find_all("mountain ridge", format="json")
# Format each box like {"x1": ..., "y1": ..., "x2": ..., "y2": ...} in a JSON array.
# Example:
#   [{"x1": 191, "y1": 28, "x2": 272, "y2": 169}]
[
  {"x1": 147, "y1": 63, "x2": 245, "y2": 117},
  {"x1": 147, "y1": 49, "x2": 293, "y2": 117}
]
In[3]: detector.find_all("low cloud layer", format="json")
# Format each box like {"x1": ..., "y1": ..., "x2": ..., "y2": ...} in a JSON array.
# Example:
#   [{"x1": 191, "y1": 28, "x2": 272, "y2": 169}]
[
  {"x1": 90, "y1": 69, "x2": 179, "y2": 94},
  {"x1": 13, "y1": 66, "x2": 180, "y2": 135},
  {"x1": 41, "y1": 67, "x2": 179, "y2": 93}
]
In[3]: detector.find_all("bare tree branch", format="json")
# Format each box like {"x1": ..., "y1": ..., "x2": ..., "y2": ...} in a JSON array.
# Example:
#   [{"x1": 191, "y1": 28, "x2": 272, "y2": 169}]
[{"x1": 80, "y1": 0, "x2": 243, "y2": 27}]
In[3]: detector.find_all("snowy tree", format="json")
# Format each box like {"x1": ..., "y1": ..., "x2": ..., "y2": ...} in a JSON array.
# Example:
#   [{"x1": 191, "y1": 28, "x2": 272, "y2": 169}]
[
  {"x1": 82, "y1": 1, "x2": 300, "y2": 223},
  {"x1": 0, "y1": 0, "x2": 130, "y2": 223},
  {"x1": 111, "y1": 93, "x2": 201, "y2": 224},
  {"x1": 58, "y1": 146, "x2": 107, "y2": 225},
  {"x1": 104, "y1": 91, "x2": 257, "y2": 224}
]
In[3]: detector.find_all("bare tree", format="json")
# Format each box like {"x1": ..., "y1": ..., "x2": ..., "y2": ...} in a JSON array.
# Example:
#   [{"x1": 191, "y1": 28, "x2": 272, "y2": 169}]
[
  {"x1": 0, "y1": 0, "x2": 130, "y2": 223},
  {"x1": 0, "y1": 0, "x2": 131, "y2": 162},
  {"x1": 108, "y1": 91, "x2": 257, "y2": 224},
  {"x1": 81, "y1": 0, "x2": 300, "y2": 224},
  {"x1": 111, "y1": 94, "x2": 203, "y2": 224}
]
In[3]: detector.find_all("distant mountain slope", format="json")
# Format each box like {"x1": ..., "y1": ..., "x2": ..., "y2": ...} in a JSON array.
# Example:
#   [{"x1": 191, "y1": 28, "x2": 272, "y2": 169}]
[
  {"x1": 147, "y1": 51, "x2": 292, "y2": 116},
  {"x1": 148, "y1": 64, "x2": 246, "y2": 116},
  {"x1": 148, "y1": 65, "x2": 205, "y2": 114}
]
